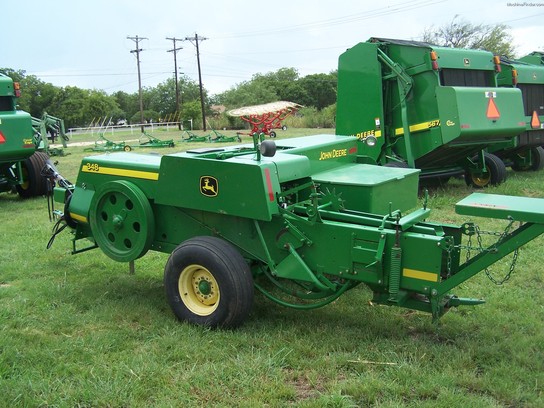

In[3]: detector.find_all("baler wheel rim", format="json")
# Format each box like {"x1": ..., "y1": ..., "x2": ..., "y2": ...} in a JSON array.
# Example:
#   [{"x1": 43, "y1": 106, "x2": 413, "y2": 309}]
[
  {"x1": 178, "y1": 264, "x2": 221, "y2": 316},
  {"x1": 468, "y1": 172, "x2": 491, "y2": 188}
]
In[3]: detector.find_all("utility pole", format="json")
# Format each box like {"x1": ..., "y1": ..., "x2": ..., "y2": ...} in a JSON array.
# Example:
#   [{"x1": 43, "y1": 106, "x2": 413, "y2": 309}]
[
  {"x1": 166, "y1": 37, "x2": 183, "y2": 130},
  {"x1": 127, "y1": 35, "x2": 148, "y2": 133},
  {"x1": 184, "y1": 33, "x2": 208, "y2": 131}
]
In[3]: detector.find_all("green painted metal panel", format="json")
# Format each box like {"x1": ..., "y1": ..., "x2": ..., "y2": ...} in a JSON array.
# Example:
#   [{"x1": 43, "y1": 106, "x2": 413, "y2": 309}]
[
  {"x1": 76, "y1": 153, "x2": 161, "y2": 197},
  {"x1": 0, "y1": 73, "x2": 35, "y2": 163},
  {"x1": 336, "y1": 42, "x2": 385, "y2": 163},
  {"x1": 312, "y1": 163, "x2": 420, "y2": 214},
  {"x1": 0, "y1": 110, "x2": 34, "y2": 162},
  {"x1": 277, "y1": 134, "x2": 359, "y2": 172},
  {"x1": 436, "y1": 86, "x2": 526, "y2": 143},
  {"x1": 499, "y1": 60, "x2": 544, "y2": 85},
  {"x1": 431, "y1": 46, "x2": 496, "y2": 70},
  {"x1": 455, "y1": 193, "x2": 544, "y2": 223},
  {"x1": 0, "y1": 73, "x2": 18, "y2": 97},
  {"x1": 494, "y1": 58, "x2": 544, "y2": 155},
  {"x1": 156, "y1": 153, "x2": 280, "y2": 221},
  {"x1": 518, "y1": 52, "x2": 544, "y2": 66}
]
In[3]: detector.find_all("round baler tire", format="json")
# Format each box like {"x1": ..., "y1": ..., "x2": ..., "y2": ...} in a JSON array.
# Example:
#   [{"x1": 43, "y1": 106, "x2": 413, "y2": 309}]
[
  {"x1": 530, "y1": 146, "x2": 544, "y2": 171},
  {"x1": 465, "y1": 153, "x2": 506, "y2": 188},
  {"x1": 511, "y1": 146, "x2": 544, "y2": 172},
  {"x1": 16, "y1": 151, "x2": 50, "y2": 198}
]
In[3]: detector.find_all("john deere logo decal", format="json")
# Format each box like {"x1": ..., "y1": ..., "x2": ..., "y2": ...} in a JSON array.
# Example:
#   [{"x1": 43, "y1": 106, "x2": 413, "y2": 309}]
[{"x1": 200, "y1": 176, "x2": 218, "y2": 197}]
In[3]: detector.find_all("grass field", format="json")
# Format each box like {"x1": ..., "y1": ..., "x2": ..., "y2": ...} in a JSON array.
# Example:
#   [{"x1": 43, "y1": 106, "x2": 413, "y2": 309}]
[{"x1": 1, "y1": 128, "x2": 543, "y2": 407}]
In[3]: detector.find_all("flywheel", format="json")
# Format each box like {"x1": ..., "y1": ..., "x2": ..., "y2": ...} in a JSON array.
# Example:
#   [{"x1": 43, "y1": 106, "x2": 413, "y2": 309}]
[{"x1": 89, "y1": 180, "x2": 154, "y2": 262}]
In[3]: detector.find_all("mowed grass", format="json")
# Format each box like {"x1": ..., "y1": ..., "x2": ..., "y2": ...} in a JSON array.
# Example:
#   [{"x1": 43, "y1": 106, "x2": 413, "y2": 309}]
[{"x1": 1, "y1": 128, "x2": 544, "y2": 407}]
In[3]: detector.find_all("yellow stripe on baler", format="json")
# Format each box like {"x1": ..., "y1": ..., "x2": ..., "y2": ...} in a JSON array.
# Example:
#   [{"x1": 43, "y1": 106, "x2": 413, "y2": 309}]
[
  {"x1": 394, "y1": 119, "x2": 440, "y2": 136},
  {"x1": 69, "y1": 213, "x2": 88, "y2": 223},
  {"x1": 81, "y1": 165, "x2": 159, "y2": 180},
  {"x1": 403, "y1": 268, "x2": 439, "y2": 282}
]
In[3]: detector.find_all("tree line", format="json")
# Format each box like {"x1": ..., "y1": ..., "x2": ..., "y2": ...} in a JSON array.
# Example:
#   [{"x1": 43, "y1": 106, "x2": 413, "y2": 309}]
[{"x1": 0, "y1": 67, "x2": 337, "y2": 130}]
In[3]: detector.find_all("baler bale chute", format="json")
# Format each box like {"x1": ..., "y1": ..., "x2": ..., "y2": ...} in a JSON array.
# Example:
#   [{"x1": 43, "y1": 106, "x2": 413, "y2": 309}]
[
  {"x1": 43, "y1": 132, "x2": 544, "y2": 329},
  {"x1": 228, "y1": 101, "x2": 302, "y2": 139},
  {"x1": 336, "y1": 38, "x2": 527, "y2": 187},
  {"x1": 493, "y1": 56, "x2": 544, "y2": 171}
]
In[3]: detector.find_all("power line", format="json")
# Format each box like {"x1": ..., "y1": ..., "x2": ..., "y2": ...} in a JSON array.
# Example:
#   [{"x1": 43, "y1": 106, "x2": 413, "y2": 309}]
[
  {"x1": 167, "y1": 37, "x2": 183, "y2": 129},
  {"x1": 183, "y1": 33, "x2": 208, "y2": 131},
  {"x1": 127, "y1": 35, "x2": 148, "y2": 132},
  {"x1": 213, "y1": 0, "x2": 446, "y2": 40}
]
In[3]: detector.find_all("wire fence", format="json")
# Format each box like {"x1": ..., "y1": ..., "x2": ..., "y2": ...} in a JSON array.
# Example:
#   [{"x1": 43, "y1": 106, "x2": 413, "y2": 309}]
[{"x1": 67, "y1": 120, "x2": 191, "y2": 137}]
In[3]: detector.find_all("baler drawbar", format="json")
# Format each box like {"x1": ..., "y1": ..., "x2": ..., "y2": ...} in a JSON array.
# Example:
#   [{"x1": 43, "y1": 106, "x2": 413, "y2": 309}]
[{"x1": 44, "y1": 134, "x2": 544, "y2": 328}]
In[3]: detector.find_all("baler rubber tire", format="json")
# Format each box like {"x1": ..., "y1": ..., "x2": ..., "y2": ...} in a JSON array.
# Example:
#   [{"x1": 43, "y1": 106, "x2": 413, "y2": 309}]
[
  {"x1": 511, "y1": 146, "x2": 544, "y2": 172},
  {"x1": 16, "y1": 151, "x2": 50, "y2": 198},
  {"x1": 530, "y1": 146, "x2": 544, "y2": 171},
  {"x1": 465, "y1": 153, "x2": 506, "y2": 188},
  {"x1": 164, "y1": 236, "x2": 254, "y2": 328}
]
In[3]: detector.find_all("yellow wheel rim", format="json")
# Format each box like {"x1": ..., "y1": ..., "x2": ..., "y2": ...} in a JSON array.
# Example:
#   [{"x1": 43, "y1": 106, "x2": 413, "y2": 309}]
[
  {"x1": 179, "y1": 265, "x2": 220, "y2": 316},
  {"x1": 20, "y1": 166, "x2": 30, "y2": 191},
  {"x1": 471, "y1": 172, "x2": 490, "y2": 187}
]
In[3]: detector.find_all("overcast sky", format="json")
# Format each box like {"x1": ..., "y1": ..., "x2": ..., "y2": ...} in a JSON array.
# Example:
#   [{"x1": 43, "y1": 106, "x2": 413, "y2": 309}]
[{"x1": 2, "y1": 0, "x2": 543, "y2": 96}]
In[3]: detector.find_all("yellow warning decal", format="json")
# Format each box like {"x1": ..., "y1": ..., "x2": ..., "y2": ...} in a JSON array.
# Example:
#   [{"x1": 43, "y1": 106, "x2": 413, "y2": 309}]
[
  {"x1": 395, "y1": 119, "x2": 440, "y2": 136},
  {"x1": 81, "y1": 163, "x2": 159, "y2": 180},
  {"x1": 403, "y1": 268, "x2": 439, "y2": 282}
]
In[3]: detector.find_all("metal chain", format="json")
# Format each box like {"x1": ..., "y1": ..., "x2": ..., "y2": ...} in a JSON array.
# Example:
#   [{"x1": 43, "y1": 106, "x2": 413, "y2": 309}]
[{"x1": 446, "y1": 219, "x2": 522, "y2": 285}]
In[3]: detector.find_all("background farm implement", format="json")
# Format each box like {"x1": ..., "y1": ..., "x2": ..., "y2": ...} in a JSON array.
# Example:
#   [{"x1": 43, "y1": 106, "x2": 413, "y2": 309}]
[{"x1": 228, "y1": 101, "x2": 301, "y2": 139}]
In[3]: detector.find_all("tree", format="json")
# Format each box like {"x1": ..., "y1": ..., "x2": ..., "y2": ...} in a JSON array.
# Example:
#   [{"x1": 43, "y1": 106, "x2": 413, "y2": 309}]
[
  {"x1": 180, "y1": 100, "x2": 203, "y2": 129},
  {"x1": 23, "y1": 78, "x2": 59, "y2": 118},
  {"x1": 83, "y1": 90, "x2": 123, "y2": 124},
  {"x1": 217, "y1": 80, "x2": 278, "y2": 109},
  {"x1": 49, "y1": 86, "x2": 90, "y2": 128},
  {"x1": 112, "y1": 90, "x2": 137, "y2": 121},
  {"x1": 146, "y1": 76, "x2": 204, "y2": 118},
  {"x1": 130, "y1": 109, "x2": 160, "y2": 124},
  {"x1": 252, "y1": 68, "x2": 305, "y2": 103},
  {"x1": 422, "y1": 17, "x2": 516, "y2": 57},
  {"x1": 299, "y1": 72, "x2": 337, "y2": 110}
]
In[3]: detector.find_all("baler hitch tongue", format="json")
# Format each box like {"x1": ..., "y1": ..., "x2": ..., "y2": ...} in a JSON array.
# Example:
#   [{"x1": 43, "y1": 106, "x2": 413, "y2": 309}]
[
  {"x1": 442, "y1": 192, "x2": 544, "y2": 302},
  {"x1": 41, "y1": 160, "x2": 73, "y2": 190},
  {"x1": 41, "y1": 161, "x2": 74, "y2": 241}
]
